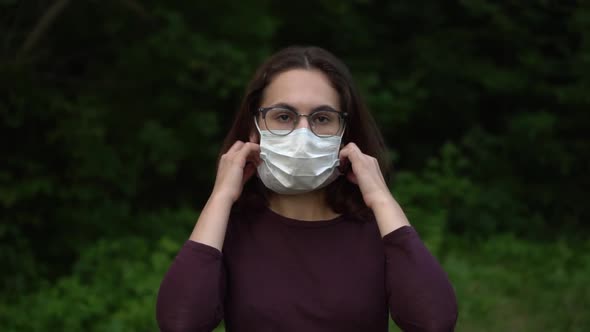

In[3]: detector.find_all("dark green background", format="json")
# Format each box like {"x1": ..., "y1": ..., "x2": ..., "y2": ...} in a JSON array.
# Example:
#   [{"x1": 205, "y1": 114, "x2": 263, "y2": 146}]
[{"x1": 1, "y1": 1, "x2": 589, "y2": 331}]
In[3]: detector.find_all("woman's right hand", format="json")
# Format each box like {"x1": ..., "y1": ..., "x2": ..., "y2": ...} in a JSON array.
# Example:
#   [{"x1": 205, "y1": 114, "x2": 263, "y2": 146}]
[{"x1": 211, "y1": 141, "x2": 261, "y2": 203}]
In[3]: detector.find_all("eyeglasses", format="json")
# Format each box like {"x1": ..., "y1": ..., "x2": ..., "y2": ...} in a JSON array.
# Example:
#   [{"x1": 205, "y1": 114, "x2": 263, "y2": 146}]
[{"x1": 256, "y1": 106, "x2": 348, "y2": 137}]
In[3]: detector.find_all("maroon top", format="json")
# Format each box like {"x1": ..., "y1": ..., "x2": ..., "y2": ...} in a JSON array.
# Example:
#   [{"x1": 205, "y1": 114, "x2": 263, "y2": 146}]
[{"x1": 156, "y1": 208, "x2": 458, "y2": 332}]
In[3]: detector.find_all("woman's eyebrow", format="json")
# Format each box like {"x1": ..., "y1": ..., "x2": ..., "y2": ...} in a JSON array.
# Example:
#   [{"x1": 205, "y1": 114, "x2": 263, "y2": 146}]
[
  {"x1": 268, "y1": 102, "x2": 296, "y2": 111},
  {"x1": 269, "y1": 103, "x2": 339, "y2": 113},
  {"x1": 311, "y1": 105, "x2": 339, "y2": 113}
]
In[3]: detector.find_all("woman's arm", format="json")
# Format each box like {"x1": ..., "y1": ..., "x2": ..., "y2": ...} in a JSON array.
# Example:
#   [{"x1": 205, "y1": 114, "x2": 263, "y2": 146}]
[
  {"x1": 156, "y1": 195, "x2": 232, "y2": 332},
  {"x1": 338, "y1": 143, "x2": 410, "y2": 236},
  {"x1": 339, "y1": 143, "x2": 457, "y2": 331},
  {"x1": 156, "y1": 141, "x2": 260, "y2": 331},
  {"x1": 189, "y1": 194, "x2": 234, "y2": 251},
  {"x1": 383, "y1": 226, "x2": 458, "y2": 332},
  {"x1": 370, "y1": 191, "x2": 457, "y2": 331},
  {"x1": 190, "y1": 141, "x2": 260, "y2": 250},
  {"x1": 156, "y1": 241, "x2": 226, "y2": 332}
]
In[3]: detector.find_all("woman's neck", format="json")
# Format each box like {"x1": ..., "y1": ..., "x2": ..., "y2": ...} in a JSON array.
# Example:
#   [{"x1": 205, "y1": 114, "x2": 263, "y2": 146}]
[{"x1": 268, "y1": 189, "x2": 340, "y2": 221}]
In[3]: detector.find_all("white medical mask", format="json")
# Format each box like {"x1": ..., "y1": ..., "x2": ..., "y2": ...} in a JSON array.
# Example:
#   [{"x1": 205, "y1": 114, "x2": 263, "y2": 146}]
[{"x1": 255, "y1": 121, "x2": 343, "y2": 195}]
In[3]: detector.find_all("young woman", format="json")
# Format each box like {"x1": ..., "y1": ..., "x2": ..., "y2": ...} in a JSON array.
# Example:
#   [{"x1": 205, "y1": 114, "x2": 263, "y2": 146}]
[{"x1": 156, "y1": 46, "x2": 458, "y2": 332}]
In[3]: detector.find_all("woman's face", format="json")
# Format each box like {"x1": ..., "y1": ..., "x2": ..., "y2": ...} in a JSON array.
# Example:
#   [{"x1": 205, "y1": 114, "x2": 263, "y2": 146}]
[{"x1": 257, "y1": 69, "x2": 341, "y2": 133}]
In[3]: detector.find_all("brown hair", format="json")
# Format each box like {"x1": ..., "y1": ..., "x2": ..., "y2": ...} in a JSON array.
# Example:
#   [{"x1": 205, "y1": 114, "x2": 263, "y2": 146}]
[{"x1": 220, "y1": 46, "x2": 389, "y2": 219}]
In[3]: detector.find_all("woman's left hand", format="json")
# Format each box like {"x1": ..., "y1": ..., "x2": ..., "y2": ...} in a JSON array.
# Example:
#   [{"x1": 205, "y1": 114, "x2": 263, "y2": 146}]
[{"x1": 339, "y1": 142, "x2": 393, "y2": 210}]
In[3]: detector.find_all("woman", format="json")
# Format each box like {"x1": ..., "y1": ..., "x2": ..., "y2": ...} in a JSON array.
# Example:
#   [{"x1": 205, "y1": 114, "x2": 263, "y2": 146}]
[{"x1": 156, "y1": 46, "x2": 458, "y2": 332}]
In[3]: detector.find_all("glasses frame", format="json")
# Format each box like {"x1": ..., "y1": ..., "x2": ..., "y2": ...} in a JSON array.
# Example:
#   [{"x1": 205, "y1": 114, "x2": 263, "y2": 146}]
[{"x1": 256, "y1": 106, "x2": 348, "y2": 137}]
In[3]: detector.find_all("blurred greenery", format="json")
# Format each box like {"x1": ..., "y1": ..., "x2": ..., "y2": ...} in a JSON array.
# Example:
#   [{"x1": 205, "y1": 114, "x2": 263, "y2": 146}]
[{"x1": 1, "y1": 1, "x2": 588, "y2": 331}]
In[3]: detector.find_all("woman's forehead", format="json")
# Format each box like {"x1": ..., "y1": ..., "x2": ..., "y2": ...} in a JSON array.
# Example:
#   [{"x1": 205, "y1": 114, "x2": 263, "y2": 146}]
[{"x1": 261, "y1": 69, "x2": 340, "y2": 112}]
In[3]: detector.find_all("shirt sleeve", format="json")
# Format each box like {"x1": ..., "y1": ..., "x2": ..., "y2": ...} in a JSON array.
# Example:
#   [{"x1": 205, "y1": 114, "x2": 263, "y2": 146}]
[
  {"x1": 156, "y1": 240, "x2": 226, "y2": 332},
  {"x1": 383, "y1": 226, "x2": 458, "y2": 332}
]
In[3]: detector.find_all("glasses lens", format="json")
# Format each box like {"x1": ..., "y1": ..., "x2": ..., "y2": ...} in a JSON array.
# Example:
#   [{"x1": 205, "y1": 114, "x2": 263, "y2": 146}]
[
  {"x1": 264, "y1": 108, "x2": 297, "y2": 135},
  {"x1": 310, "y1": 111, "x2": 342, "y2": 137}
]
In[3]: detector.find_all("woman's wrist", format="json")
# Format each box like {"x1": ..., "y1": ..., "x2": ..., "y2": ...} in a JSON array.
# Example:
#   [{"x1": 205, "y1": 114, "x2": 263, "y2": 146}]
[
  {"x1": 189, "y1": 192, "x2": 234, "y2": 250},
  {"x1": 209, "y1": 190, "x2": 237, "y2": 208},
  {"x1": 370, "y1": 193, "x2": 411, "y2": 237}
]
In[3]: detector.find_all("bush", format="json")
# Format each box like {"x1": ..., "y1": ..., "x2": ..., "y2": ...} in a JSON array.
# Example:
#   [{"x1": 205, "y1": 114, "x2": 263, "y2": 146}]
[{"x1": 0, "y1": 212, "x2": 196, "y2": 332}]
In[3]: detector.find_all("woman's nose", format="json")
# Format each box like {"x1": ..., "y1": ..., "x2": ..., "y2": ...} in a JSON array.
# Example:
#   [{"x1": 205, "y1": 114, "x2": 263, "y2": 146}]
[{"x1": 295, "y1": 115, "x2": 311, "y2": 129}]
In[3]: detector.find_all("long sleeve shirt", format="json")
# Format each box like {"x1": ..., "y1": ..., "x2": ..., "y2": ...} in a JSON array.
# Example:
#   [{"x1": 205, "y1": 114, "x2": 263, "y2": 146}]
[{"x1": 156, "y1": 207, "x2": 458, "y2": 332}]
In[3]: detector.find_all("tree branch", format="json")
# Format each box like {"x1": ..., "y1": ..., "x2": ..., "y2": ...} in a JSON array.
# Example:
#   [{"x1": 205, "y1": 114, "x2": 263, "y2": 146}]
[{"x1": 17, "y1": 0, "x2": 71, "y2": 57}]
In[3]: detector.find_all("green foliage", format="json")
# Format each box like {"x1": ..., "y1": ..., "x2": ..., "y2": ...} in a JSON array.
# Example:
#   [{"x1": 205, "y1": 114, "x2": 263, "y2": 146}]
[
  {"x1": 0, "y1": 235, "x2": 172, "y2": 331},
  {"x1": 392, "y1": 142, "x2": 473, "y2": 254}
]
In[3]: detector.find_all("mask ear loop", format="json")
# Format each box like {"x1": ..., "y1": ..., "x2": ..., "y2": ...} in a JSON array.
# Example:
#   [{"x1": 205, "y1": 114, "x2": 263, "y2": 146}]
[
  {"x1": 252, "y1": 116, "x2": 265, "y2": 180},
  {"x1": 337, "y1": 124, "x2": 349, "y2": 175},
  {"x1": 339, "y1": 125, "x2": 346, "y2": 139},
  {"x1": 253, "y1": 115, "x2": 262, "y2": 134},
  {"x1": 337, "y1": 123, "x2": 347, "y2": 146}
]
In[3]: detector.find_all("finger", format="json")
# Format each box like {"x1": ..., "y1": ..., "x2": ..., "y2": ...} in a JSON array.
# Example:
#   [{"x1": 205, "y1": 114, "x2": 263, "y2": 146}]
[
  {"x1": 236, "y1": 142, "x2": 261, "y2": 166},
  {"x1": 338, "y1": 144, "x2": 350, "y2": 164},
  {"x1": 227, "y1": 140, "x2": 245, "y2": 154},
  {"x1": 246, "y1": 142, "x2": 262, "y2": 165},
  {"x1": 339, "y1": 143, "x2": 363, "y2": 165},
  {"x1": 339, "y1": 143, "x2": 371, "y2": 185},
  {"x1": 339, "y1": 142, "x2": 361, "y2": 157},
  {"x1": 338, "y1": 143, "x2": 356, "y2": 172}
]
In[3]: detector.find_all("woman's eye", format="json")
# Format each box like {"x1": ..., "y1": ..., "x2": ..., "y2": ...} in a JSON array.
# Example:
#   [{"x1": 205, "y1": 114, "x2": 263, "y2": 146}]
[
  {"x1": 312, "y1": 112, "x2": 334, "y2": 124},
  {"x1": 275, "y1": 113, "x2": 294, "y2": 122}
]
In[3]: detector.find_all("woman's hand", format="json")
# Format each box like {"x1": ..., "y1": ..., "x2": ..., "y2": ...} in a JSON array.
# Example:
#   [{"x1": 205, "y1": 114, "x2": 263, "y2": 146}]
[
  {"x1": 339, "y1": 142, "x2": 410, "y2": 235},
  {"x1": 338, "y1": 143, "x2": 392, "y2": 210},
  {"x1": 190, "y1": 141, "x2": 260, "y2": 249},
  {"x1": 211, "y1": 141, "x2": 261, "y2": 203}
]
